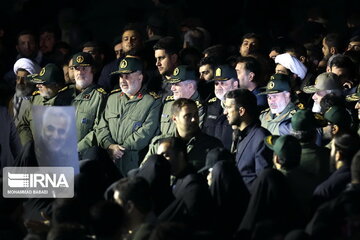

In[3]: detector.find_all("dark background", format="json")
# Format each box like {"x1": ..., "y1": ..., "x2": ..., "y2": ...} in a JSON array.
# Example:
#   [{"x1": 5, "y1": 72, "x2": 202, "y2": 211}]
[{"x1": 1, "y1": 0, "x2": 360, "y2": 51}]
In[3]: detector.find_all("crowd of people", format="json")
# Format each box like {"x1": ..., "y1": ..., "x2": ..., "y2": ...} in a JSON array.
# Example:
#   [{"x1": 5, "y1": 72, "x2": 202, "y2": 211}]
[{"x1": 1, "y1": 2, "x2": 360, "y2": 240}]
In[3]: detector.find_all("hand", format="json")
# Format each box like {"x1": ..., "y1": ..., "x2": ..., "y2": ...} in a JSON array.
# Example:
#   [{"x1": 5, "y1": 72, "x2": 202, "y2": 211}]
[{"x1": 108, "y1": 144, "x2": 125, "y2": 161}]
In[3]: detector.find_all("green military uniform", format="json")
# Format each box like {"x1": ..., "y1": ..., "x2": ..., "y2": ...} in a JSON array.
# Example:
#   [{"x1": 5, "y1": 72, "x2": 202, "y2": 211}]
[
  {"x1": 291, "y1": 109, "x2": 330, "y2": 183},
  {"x1": 17, "y1": 64, "x2": 71, "y2": 146},
  {"x1": 160, "y1": 91, "x2": 204, "y2": 135},
  {"x1": 96, "y1": 56, "x2": 162, "y2": 175},
  {"x1": 67, "y1": 52, "x2": 108, "y2": 154},
  {"x1": 159, "y1": 65, "x2": 205, "y2": 135},
  {"x1": 144, "y1": 130, "x2": 223, "y2": 171},
  {"x1": 259, "y1": 102, "x2": 297, "y2": 135},
  {"x1": 62, "y1": 84, "x2": 107, "y2": 152},
  {"x1": 96, "y1": 88, "x2": 161, "y2": 175},
  {"x1": 258, "y1": 74, "x2": 297, "y2": 135}
]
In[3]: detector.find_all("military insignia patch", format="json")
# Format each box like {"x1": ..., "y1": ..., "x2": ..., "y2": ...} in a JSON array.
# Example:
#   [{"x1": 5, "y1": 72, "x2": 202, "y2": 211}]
[
  {"x1": 149, "y1": 91, "x2": 160, "y2": 99},
  {"x1": 120, "y1": 59, "x2": 127, "y2": 68},
  {"x1": 39, "y1": 68, "x2": 45, "y2": 76},
  {"x1": 268, "y1": 81, "x2": 275, "y2": 89},
  {"x1": 83, "y1": 94, "x2": 91, "y2": 100},
  {"x1": 270, "y1": 75, "x2": 275, "y2": 80},
  {"x1": 265, "y1": 136, "x2": 273, "y2": 145},
  {"x1": 215, "y1": 68, "x2": 221, "y2": 77},
  {"x1": 314, "y1": 113, "x2": 324, "y2": 121},
  {"x1": 208, "y1": 97, "x2": 217, "y2": 103},
  {"x1": 96, "y1": 88, "x2": 107, "y2": 94},
  {"x1": 76, "y1": 55, "x2": 84, "y2": 63},
  {"x1": 165, "y1": 95, "x2": 174, "y2": 101},
  {"x1": 173, "y1": 67, "x2": 179, "y2": 76},
  {"x1": 297, "y1": 103, "x2": 305, "y2": 109}
]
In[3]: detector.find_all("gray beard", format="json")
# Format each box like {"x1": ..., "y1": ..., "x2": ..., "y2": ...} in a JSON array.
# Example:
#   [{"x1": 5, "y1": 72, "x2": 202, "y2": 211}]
[{"x1": 15, "y1": 86, "x2": 33, "y2": 97}]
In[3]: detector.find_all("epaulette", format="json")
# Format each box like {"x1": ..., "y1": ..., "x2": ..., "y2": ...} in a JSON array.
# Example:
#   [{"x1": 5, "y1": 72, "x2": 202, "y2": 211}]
[
  {"x1": 148, "y1": 91, "x2": 161, "y2": 99},
  {"x1": 261, "y1": 108, "x2": 270, "y2": 113},
  {"x1": 208, "y1": 97, "x2": 217, "y2": 103},
  {"x1": 290, "y1": 109, "x2": 297, "y2": 115},
  {"x1": 58, "y1": 85, "x2": 69, "y2": 93},
  {"x1": 96, "y1": 87, "x2": 107, "y2": 94},
  {"x1": 297, "y1": 103, "x2": 305, "y2": 110},
  {"x1": 32, "y1": 90, "x2": 40, "y2": 96},
  {"x1": 165, "y1": 95, "x2": 174, "y2": 102},
  {"x1": 110, "y1": 88, "x2": 122, "y2": 94},
  {"x1": 195, "y1": 100, "x2": 203, "y2": 108}
]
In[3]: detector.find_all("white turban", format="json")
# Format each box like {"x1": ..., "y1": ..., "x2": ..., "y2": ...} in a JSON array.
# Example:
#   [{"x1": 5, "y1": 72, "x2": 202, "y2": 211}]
[
  {"x1": 13, "y1": 58, "x2": 41, "y2": 75},
  {"x1": 275, "y1": 53, "x2": 307, "y2": 80}
]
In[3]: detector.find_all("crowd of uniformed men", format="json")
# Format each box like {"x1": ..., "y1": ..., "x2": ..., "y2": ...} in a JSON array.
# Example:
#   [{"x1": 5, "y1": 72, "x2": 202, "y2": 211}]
[{"x1": 1, "y1": 16, "x2": 360, "y2": 240}]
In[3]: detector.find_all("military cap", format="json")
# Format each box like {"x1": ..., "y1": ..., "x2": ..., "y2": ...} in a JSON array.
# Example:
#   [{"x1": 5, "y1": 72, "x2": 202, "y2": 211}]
[
  {"x1": 291, "y1": 109, "x2": 327, "y2": 131},
  {"x1": 258, "y1": 74, "x2": 291, "y2": 95},
  {"x1": 345, "y1": 85, "x2": 360, "y2": 102},
  {"x1": 213, "y1": 64, "x2": 237, "y2": 81},
  {"x1": 111, "y1": 56, "x2": 143, "y2": 75},
  {"x1": 303, "y1": 72, "x2": 341, "y2": 94},
  {"x1": 165, "y1": 65, "x2": 197, "y2": 84},
  {"x1": 70, "y1": 52, "x2": 94, "y2": 67},
  {"x1": 198, "y1": 147, "x2": 233, "y2": 173},
  {"x1": 264, "y1": 135, "x2": 301, "y2": 161},
  {"x1": 29, "y1": 63, "x2": 64, "y2": 85},
  {"x1": 324, "y1": 105, "x2": 352, "y2": 128}
]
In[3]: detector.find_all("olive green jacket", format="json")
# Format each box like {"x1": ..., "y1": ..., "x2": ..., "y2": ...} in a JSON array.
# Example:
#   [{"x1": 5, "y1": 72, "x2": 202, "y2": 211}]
[
  {"x1": 159, "y1": 91, "x2": 205, "y2": 135},
  {"x1": 259, "y1": 102, "x2": 297, "y2": 135},
  {"x1": 65, "y1": 84, "x2": 107, "y2": 152},
  {"x1": 96, "y1": 89, "x2": 161, "y2": 175},
  {"x1": 17, "y1": 86, "x2": 71, "y2": 146}
]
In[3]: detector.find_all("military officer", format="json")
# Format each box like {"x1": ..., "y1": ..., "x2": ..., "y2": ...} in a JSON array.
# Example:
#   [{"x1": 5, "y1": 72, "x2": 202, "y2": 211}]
[
  {"x1": 202, "y1": 64, "x2": 238, "y2": 150},
  {"x1": 17, "y1": 63, "x2": 71, "y2": 146},
  {"x1": 160, "y1": 65, "x2": 204, "y2": 135},
  {"x1": 96, "y1": 56, "x2": 162, "y2": 176},
  {"x1": 66, "y1": 52, "x2": 107, "y2": 158},
  {"x1": 258, "y1": 74, "x2": 297, "y2": 135}
]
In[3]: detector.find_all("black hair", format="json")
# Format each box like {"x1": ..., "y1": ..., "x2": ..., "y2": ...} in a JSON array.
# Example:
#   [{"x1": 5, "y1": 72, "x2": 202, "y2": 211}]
[
  {"x1": 334, "y1": 132, "x2": 360, "y2": 166},
  {"x1": 324, "y1": 33, "x2": 346, "y2": 53},
  {"x1": 171, "y1": 98, "x2": 197, "y2": 116},
  {"x1": 225, "y1": 88, "x2": 259, "y2": 118},
  {"x1": 236, "y1": 56, "x2": 262, "y2": 84},
  {"x1": 153, "y1": 36, "x2": 180, "y2": 55},
  {"x1": 114, "y1": 177, "x2": 153, "y2": 214}
]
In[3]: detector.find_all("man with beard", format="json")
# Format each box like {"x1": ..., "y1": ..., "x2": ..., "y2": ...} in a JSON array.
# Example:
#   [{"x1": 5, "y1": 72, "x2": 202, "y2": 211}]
[
  {"x1": 159, "y1": 65, "x2": 204, "y2": 135},
  {"x1": 96, "y1": 56, "x2": 161, "y2": 176},
  {"x1": 17, "y1": 63, "x2": 70, "y2": 146},
  {"x1": 303, "y1": 72, "x2": 342, "y2": 113},
  {"x1": 202, "y1": 64, "x2": 238, "y2": 150},
  {"x1": 66, "y1": 52, "x2": 107, "y2": 159},
  {"x1": 259, "y1": 74, "x2": 297, "y2": 135},
  {"x1": 35, "y1": 107, "x2": 71, "y2": 165},
  {"x1": 223, "y1": 89, "x2": 273, "y2": 190},
  {"x1": 11, "y1": 58, "x2": 40, "y2": 126}
]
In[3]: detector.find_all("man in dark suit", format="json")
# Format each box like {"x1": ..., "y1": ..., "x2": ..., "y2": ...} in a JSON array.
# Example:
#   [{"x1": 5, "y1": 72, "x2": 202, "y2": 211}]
[{"x1": 223, "y1": 88, "x2": 273, "y2": 191}]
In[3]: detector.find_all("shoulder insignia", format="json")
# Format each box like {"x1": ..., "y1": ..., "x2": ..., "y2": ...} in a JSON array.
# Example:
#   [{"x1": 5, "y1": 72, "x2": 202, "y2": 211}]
[
  {"x1": 32, "y1": 90, "x2": 40, "y2": 96},
  {"x1": 165, "y1": 95, "x2": 174, "y2": 101},
  {"x1": 110, "y1": 88, "x2": 122, "y2": 94},
  {"x1": 58, "y1": 86, "x2": 69, "y2": 93},
  {"x1": 261, "y1": 108, "x2": 270, "y2": 113},
  {"x1": 96, "y1": 88, "x2": 107, "y2": 94},
  {"x1": 208, "y1": 97, "x2": 217, "y2": 103},
  {"x1": 148, "y1": 91, "x2": 161, "y2": 99},
  {"x1": 195, "y1": 100, "x2": 203, "y2": 108},
  {"x1": 290, "y1": 109, "x2": 297, "y2": 115},
  {"x1": 297, "y1": 103, "x2": 305, "y2": 110}
]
